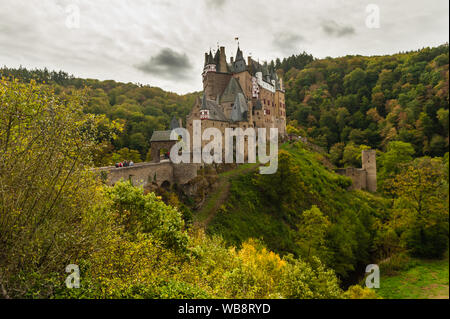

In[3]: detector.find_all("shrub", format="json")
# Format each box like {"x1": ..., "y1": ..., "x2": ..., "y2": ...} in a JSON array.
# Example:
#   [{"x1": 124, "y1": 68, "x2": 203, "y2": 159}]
[{"x1": 403, "y1": 223, "x2": 449, "y2": 259}]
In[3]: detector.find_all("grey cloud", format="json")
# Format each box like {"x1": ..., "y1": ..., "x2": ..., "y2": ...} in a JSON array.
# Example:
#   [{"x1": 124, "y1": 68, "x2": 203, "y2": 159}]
[
  {"x1": 321, "y1": 20, "x2": 355, "y2": 37},
  {"x1": 273, "y1": 32, "x2": 305, "y2": 54},
  {"x1": 0, "y1": 0, "x2": 448, "y2": 94},
  {"x1": 135, "y1": 48, "x2": 193, "y2": 80},
  {"x1": 206, "y1": 0, "x2": 226, "y2": 9}
]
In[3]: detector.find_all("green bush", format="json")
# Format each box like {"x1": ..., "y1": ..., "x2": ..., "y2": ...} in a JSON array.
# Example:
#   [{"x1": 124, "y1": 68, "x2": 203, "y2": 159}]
[{"x1": 404, "y1": 223, "x2": 449, "y2": 259}]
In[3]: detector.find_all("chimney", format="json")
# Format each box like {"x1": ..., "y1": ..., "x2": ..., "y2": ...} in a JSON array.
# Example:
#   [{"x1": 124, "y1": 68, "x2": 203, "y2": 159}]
[
  {"x1": 178, "y1": 118, "x2": 183, "y2": 128},
  {"x1": 230, "y1": 57, "x2": 234, "y2": 64}
]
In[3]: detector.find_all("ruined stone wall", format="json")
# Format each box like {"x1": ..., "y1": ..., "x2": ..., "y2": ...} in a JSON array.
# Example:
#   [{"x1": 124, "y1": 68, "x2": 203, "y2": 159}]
[
  {"x1": 336, "y1": 167, "x2": 367, "y2": 191},
  {"x1": 334, "y1": 149, "x2": 377, "y2": 192},
  {"x1": 362, "y1": 149, "x2": 377, "y2": 192}
]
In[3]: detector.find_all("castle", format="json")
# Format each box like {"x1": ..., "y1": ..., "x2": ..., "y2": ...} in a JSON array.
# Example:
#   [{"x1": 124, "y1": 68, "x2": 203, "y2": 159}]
[
  {"x1": 122, "y1": 45, "x2": 377, "y2": 193},
  {"x1": 335, "y1": 150, "x2": 377, "y2": 192},
  {"x1": 186, "y1": 46, "x2": 287, "y2": 146}
]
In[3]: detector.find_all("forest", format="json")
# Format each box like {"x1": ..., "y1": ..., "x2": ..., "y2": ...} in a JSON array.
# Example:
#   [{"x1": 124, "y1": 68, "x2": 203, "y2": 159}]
[
  {"x1": 279, "y1": 44, "x2": 449, "y2": 164},
  {"x1": 1, "y1": 44, "x2": 448, "y2": 166},
  {"x1": 0, "y1": 66, "x2": 200, "y2": 166}
]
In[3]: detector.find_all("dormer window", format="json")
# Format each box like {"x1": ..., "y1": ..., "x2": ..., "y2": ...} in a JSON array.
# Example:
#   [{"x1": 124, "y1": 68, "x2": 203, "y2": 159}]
[{"x1": 200, "y1": 109, "x2": 210, "y2": 120}]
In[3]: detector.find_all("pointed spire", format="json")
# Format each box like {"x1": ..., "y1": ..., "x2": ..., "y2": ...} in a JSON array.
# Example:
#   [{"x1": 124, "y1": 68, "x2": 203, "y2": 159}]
[
  {"x1": 207, "y1": 50, "x2": 214, "y2": 65},
  {"x1": 170, "y1": 116, "x2": 180, "y2": 130},
  {"x1": 235, "y1": 46, "x2": 244, "y2": 61},
  {"x1": 214, "y1": 49, "x2": 220, "y2": 65}
]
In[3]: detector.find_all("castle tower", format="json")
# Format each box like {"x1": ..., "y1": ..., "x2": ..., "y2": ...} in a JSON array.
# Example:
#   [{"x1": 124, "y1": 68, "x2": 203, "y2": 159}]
[
  {"x1": 362, "y1": 150, "x2": 377, "y2": 192},
  {"x1": 233, "y1": 46, "x2": 247, "y2": 73}
]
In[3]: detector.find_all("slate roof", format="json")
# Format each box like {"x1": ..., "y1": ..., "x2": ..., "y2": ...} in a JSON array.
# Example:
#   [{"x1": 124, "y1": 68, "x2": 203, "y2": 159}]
[
  {"x1": 201, "y1": 95, "x2": 228, "y2": 122},
  {"x1": 233, "y1": 46, "x2": 247, "y2": 73},
  {"x1": 235, "y1": 46, "x2": 244, "y2": 62},
  {"x1": 170, "y1": 116, "x2": 180, "y2": 129},
  {"x1": 204, "y1": 50, "x2": 214, "y2": 66},
  {"x1": 220, "y1": 78, "x2": 244, "y2": 103},
  {"x1": 150, "y1": 130, "x2": 177, "y2": 142},
  {"x1": 231, "y1": 93, "x2": 248, "y2": 122}
]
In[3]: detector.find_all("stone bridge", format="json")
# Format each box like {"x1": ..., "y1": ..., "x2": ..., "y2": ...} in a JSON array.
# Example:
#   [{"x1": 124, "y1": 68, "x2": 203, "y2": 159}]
[{"x1": 96, "y1": 160, "x2": 199, "y2": 189}]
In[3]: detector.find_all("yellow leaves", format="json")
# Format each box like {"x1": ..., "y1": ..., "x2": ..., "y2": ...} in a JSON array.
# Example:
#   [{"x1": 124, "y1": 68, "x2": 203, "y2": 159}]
[{"x1": 344, "y1": 285, "x2": 380, "y2": 299}]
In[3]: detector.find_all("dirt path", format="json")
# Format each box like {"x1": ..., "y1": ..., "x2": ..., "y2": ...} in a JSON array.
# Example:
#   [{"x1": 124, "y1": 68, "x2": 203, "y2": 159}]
[{"x1": 193, "y1": 164, "x2": 258, "y2": 229}]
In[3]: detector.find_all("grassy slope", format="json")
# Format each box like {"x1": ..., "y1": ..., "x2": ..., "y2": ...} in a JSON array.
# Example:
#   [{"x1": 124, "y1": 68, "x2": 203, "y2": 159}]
[
  {"x1": 193, "y1": 163, "x2": 259, "y2": 227},
  {"x1": 378, "y1": 258, "x2": 449, "y2": 299},
  {"x1": 205, "y1": 142, "x2": 388, "y2": 265}
]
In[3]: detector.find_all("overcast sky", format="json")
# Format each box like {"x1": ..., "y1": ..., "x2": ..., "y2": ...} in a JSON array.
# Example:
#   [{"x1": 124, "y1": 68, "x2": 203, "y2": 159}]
[{"x1": 0, "y1": 0, "x2": 448, "y2": 94}]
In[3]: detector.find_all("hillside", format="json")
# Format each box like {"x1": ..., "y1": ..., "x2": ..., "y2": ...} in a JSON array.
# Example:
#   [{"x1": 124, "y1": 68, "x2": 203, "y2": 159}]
[
  {"x1": 1, "y1": 47, "x2": 448, "y2": 298},
  {"x1": 277, "y1": 44, "x2": 449, "y2": 165},
  {"x1": 204, "y1": 141, "x2": 389, "y2": 282},
  {"x1": 2, "y1": 44, "x2": 448, "y2": 169},
  {"x1": 0, "y1": 66, "x2": 200, "y2": 166}
]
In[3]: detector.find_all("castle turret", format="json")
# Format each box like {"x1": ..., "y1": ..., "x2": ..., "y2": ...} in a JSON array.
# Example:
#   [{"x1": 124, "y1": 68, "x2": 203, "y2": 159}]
[
  {"x1": 362, "y1": 150, "x2": 377, "y2": 192},
  {"x1": 170, "y1": 116, "x2": 182, "y2": 130},
  {"x1": 233, "y1": 46, "x2": 247, "y2": 73},
  {"x1": 218, "y1": 46, "x2": 228, "y2": 73},
  {"x1": 203, "y1": 50, "x2": 217, "y2": 79}
]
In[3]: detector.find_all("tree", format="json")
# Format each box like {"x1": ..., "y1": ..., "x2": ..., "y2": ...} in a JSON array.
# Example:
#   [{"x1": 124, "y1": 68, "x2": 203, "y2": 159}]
[
  {"x1": 104, "y1": 181, "x2": 188, "y2": 251},
  {"x1": 343, "y1": 68, "x2": 367, "y2": 94},
  {"x1": 129, "y1": 132, "x2": 148, "y2": 157},
  {"x1": 342, "y1": 143, "x2": 370, "y2": 167},
  {"x1": 0, "y1": 79, "x2": 114, "y2": 298},
  {"x1": 429, "y1": 135, "x2": 447, "y2": 157},
  {"x1": 378, "y1": 141, "x2": 415, "y2": 188},
  {"x1": 106, "y1": 147, "x2": 142, "y2": 165},
  {"x1": 343, "y1": 285, "x2": 380, "y2": 299},
  {"x1": 295, "y1": 206, "x2": 331, "y2": 260},
  {"x1": 437, "y1": 108, "x2": 449, "y2": 136},
  {"x1": 391, "y1": 157, "x2": 449, "y2": 258},
  {"x1": 329, "y1": 142, "x2": 345, "y2": 166}
]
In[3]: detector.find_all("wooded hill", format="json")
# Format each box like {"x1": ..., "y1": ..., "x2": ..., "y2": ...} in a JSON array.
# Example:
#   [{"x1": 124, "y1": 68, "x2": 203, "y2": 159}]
[
  {"x1": 2, "y1": 44, "x2": 448, "y2": 167},
  {"x1": 277, "y1": 44, "x2": 449, "y2": 167}
]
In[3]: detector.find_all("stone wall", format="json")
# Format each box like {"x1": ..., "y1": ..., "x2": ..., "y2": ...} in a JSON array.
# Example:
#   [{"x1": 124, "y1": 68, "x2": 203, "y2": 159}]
[
  {"x1": 96, "y1": 161, "x2": 198, "y2": 188},
  {"x1": 203, "y1": 72, "x2": 232, "y2": 100},
  {"x1": 172, "y1": 163, "x2": 201, "y2": 185},
  {"x1": 151, "y1": 140, "x2": 176, "y2": 163},
  {"x1": 334, "y1": 149, "x2": 377, "y2": 192},
  {"x1": 362, "y1": 149, "x2": 377, "y2": 192},
  {"x1": 335, "y1": 167, "x2": 367, "y2": 191}
]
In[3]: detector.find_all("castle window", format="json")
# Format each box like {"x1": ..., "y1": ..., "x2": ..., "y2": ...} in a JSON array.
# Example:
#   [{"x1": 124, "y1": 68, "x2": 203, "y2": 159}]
[{"x1": 200, "y1": 110, "x2": 210, "y2": 120}]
